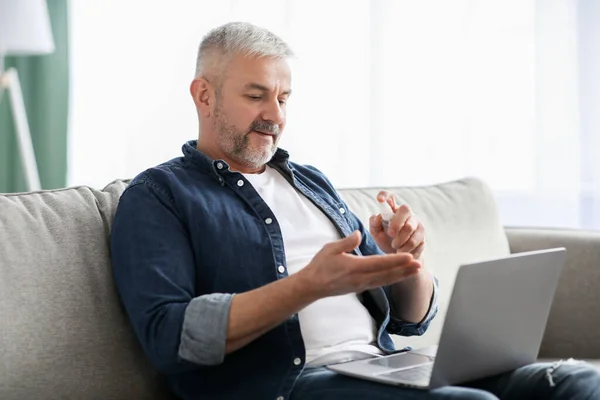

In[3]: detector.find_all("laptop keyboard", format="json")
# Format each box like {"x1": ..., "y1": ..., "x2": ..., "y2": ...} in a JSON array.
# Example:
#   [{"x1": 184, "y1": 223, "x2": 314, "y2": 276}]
[{"x1": 384, "y1": 363, "x2": 434, "y2": 381}]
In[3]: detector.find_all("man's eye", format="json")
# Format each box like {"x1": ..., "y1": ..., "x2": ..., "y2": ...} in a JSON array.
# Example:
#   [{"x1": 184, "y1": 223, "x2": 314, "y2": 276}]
[
  {"x1": 247, "y1": 95, "x2": 262, "y2": 100},
  {"x1": 278, "y1": 99, "x2": 287, "y2": 105}
]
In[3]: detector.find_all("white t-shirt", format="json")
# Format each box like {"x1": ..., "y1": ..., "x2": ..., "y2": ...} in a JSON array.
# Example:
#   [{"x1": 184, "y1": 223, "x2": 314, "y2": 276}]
[{"x1": 243, "y1": 166, "x2": 383, "y2": 367}]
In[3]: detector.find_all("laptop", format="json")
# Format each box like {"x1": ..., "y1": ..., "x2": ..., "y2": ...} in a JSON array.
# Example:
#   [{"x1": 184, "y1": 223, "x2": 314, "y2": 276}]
[{"x1": 327, "y1": 248, "x2": 566, "y2": 389}]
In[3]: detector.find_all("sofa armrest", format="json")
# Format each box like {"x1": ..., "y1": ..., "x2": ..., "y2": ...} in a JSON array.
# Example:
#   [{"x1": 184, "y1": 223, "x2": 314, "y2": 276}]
[{"x1": 505, "y1": 227, "x2": 600, "y2": 359}]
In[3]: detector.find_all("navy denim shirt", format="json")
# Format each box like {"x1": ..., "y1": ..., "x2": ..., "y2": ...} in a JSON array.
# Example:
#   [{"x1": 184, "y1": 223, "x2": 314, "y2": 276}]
[{"x1": 111, "y1": 140, "x2": 438, "y2": 400}]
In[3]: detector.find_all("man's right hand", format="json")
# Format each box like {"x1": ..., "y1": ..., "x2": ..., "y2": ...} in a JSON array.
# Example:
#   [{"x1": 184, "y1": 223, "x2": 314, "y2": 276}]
[
  {"x1": 225, "y1": 230, "x2": 420, "y2": 355},
  {"x1": 300, "y1": 230, "x2": 421, "y2": 298}
]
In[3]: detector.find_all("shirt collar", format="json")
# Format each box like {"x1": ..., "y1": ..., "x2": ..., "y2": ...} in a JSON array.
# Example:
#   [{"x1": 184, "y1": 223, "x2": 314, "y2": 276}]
[{"x1": 182, "y1": 140, "x2": 291, "y2": 176}]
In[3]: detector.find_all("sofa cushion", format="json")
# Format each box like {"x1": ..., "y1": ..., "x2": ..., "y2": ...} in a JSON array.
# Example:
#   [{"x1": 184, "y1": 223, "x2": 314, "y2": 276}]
[
  {"x1": 0, "y1": 180, "x2": 172, "y2": 400},
  {"x1": 338, "y1": 177, "x2": 511, "y2": 350}
]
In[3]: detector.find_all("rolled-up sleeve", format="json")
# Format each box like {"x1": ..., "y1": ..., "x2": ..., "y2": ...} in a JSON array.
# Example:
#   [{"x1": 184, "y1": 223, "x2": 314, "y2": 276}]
[
  {"x1": 110, "y1": 181, "x2": 231, "y2": 374},
  {"x1": 179, "y1": 293, "x2": 234, "y2": 365}
]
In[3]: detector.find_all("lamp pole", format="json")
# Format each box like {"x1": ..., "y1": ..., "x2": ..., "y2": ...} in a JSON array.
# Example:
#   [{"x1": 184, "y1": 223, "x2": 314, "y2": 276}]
[{"x1": 0, "y1": 53, "x2": 42, "y2": 191}]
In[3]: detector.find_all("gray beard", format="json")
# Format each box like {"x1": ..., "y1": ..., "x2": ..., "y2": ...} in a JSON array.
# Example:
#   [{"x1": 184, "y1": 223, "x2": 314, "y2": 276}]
[{"x1": 213, "y1": 114, "x2": 278, "y2": 169}]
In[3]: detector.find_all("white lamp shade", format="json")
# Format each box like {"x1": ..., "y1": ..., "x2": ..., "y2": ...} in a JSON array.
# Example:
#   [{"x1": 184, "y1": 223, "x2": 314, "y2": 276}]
[{"x1": 0, "y1": 0, "x2": 55, "y2": 56}]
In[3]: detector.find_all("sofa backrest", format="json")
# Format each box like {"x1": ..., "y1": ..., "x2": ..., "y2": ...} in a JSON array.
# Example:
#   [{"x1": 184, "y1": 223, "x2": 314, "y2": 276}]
[
  {"x1": 0, "y1": 180, "x2": 172, "y2": 400},
  {"x1": 0, "y1": 177, "x2": 509, "y2": 399}
]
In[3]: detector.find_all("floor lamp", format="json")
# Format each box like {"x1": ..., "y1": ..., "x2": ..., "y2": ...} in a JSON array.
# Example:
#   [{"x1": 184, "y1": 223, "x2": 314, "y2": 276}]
[{"x1": 0, "y1": 0, "x2": 55, "y2": 191}]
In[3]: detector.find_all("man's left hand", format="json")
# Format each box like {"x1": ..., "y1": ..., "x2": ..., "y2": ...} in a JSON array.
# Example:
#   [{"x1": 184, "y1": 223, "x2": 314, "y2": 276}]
[{"x1": 369, "y1": 191, "x2": 425, "y2": 259}]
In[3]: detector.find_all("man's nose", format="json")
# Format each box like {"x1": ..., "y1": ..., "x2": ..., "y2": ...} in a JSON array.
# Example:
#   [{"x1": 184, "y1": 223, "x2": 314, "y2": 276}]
[{"x1": 262, "y1": 99, "x2": 285, "y2": 125}]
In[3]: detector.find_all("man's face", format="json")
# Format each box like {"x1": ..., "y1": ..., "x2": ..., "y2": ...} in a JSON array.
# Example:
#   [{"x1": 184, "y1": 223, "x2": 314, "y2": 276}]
[{"x1": 211, "y1": 54, "x2": 292, "y2": 170}]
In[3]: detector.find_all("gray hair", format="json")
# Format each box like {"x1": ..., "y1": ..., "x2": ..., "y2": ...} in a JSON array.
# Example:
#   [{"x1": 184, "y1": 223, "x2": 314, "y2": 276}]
[{"x1": 194, "y1": 22, "x2": 294, "y2": 81}]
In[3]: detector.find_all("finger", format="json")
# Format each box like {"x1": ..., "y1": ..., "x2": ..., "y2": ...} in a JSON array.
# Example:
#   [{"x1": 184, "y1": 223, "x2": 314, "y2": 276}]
[
  {"x1": 388, "y1": 204, "x2": 412, "y2": 237},
  {"x1": 383, "y1": 260, "x2": 423, "y2": 283},
  {"x1": 376, "y1": 190, "x2": 394, "y2": 204},
  {"x1": 369, "y1": 214, "x2": 386, "y2": 238},
  {"x1": 364, "y1": 263, "x2": 421, "y2": 288},
  {"x1": 411, "y1": 241, "x2": 425, "y2": 260},
  {"x1": 386, "y1": 195, "x2": 398, "y2": 211},
  {"x1": 325, "y1": 230, "x2": 362, "y2": 254},
  {"x1": 354, "y1": 252, "x2": 414, "y2": 273},
  {"x1": 394, "y1": 219, "x2": 424, "y2": 252},
  {"x1": 389, "y1": 215, "x2": 418, "y2": 249},
  {"x1": 397, "y1": 224, "x2": 425, "y2": 253},
  {"x1": 376, "y1": 190, "x2": 399, "y2": 212}
]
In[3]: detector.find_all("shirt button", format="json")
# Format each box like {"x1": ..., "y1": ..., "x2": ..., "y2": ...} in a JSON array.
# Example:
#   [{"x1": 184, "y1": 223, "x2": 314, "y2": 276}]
[
  {"x1": 293, "y1": 357, "x2": 302, "y2": 366},
  {"x1": 265, "y1": 218, "x2": 273, "y2": 224},
  {"x1": 216, "y1": 162, "x2": 224, "y2": 169},
  {"x1": 339, "y1": 207, "x2": 346, "y2": 214},
  {"x1": 277, "y1": 265, "x2": 285, "y2": 274},
  {"x1": 237, "y1": 180, "x2": 244, "y2": 187}
]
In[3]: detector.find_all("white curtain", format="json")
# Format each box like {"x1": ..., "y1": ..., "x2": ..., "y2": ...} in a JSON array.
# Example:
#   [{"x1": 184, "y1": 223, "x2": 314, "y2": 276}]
[
  {"x1": 68, "y1": 0, "x2": 600, "y2": 229},
  {"x1": 578, "y1": 0, "x2": 600, "y2": 229}
]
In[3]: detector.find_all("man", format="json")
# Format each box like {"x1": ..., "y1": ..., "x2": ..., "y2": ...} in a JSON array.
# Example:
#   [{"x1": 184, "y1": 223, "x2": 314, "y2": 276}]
[{"x1": 111, "y1": 22, "x2": 600, "y2": 400}]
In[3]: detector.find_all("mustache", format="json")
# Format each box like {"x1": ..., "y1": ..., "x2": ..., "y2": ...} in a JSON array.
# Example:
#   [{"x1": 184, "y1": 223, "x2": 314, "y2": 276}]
[{"x1": 249, "y1": 120, "x2": 280, "y2": 136}]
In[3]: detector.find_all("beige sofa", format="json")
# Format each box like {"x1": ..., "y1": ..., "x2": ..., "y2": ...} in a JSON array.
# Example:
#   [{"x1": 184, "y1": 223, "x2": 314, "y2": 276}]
[{"x1": 1, "y1": 177, "x2": 599, "y2": 399}]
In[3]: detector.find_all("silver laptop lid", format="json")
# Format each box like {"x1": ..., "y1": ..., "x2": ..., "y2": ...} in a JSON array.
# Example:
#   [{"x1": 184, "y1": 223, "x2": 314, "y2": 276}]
[{"x1": 429, "y1": 248, "x2": 566, "y2": 388}]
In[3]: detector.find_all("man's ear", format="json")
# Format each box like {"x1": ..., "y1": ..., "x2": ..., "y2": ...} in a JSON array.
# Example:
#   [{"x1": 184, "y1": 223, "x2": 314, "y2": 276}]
[{"x1": 190, "y1": 78, "x2": 214, "y2": 117}]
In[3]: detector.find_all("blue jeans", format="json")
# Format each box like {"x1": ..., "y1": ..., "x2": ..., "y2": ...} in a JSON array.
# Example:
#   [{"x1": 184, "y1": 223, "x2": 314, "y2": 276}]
[{"x1": 290, "y1": 361, "x2": 600, "y2": 399}]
